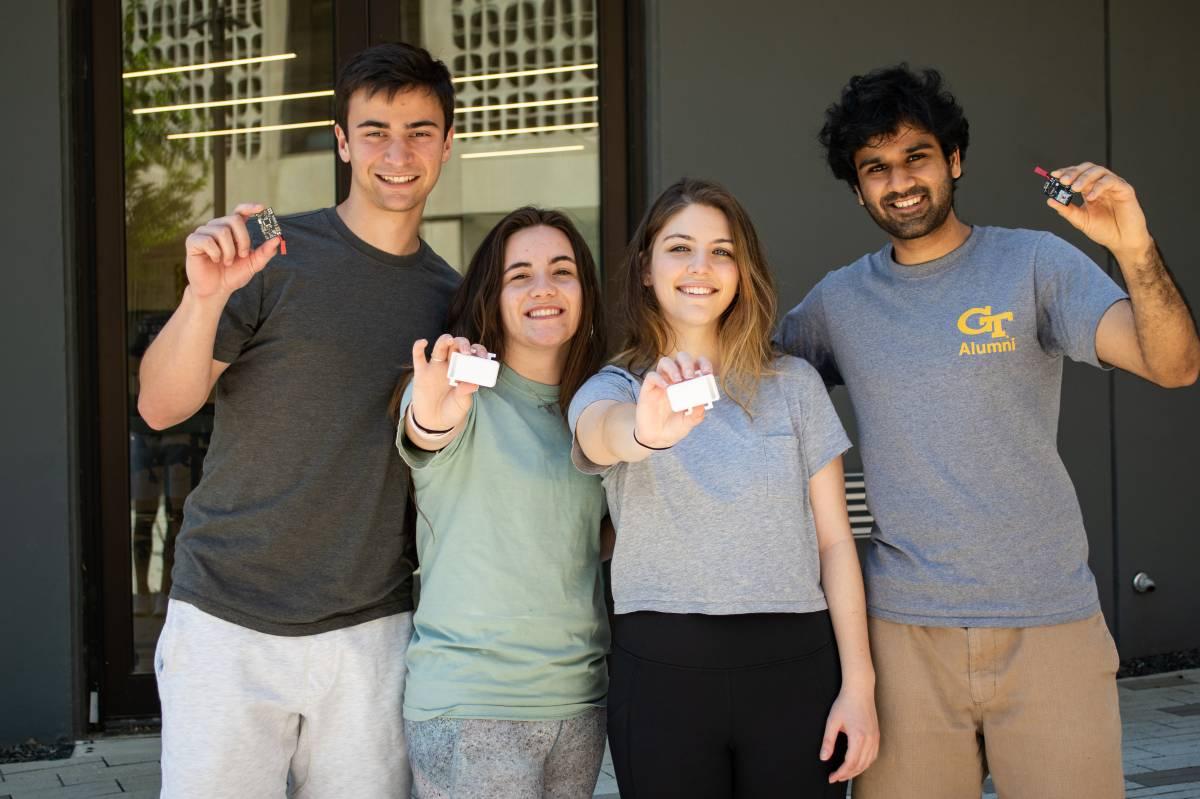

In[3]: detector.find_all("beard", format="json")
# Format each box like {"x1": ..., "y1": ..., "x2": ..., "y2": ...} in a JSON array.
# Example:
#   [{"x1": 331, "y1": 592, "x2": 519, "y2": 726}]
[{"x1": 863, "y1": 180, "x2": 955, "y2": 240}]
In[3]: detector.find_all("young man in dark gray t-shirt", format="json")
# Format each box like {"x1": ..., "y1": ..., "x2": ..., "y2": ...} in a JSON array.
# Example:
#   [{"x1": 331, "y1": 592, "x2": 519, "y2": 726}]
[
  {"x1": 779, "y1": 66, "x2": 1200, "y2": 798},
  {"x1": 138, "y1": 44, "x2": 460, "y2": 798}
]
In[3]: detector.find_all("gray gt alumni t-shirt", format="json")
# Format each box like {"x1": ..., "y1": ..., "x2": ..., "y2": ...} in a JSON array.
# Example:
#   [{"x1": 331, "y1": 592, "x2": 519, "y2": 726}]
[
  {"x1": 568, "y1": 357, "x2": 850, "y2": 616},
  {"x1": 778, "y1": 226, "x2": 1127, "y2": 628},
  {"x1": 171, "y1": 207, "x2": 460, "y2": 635}
]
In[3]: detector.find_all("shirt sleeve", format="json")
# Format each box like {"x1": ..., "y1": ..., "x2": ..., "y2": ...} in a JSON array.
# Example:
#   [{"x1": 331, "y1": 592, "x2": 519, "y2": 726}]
[
  {"x1": 1033, "y1": 232, "x2": 1129, "y2": 368},
  {"x1": 567, "y1": 367, "x2": 640, "y2": 476},
  {"x1": 395, "y1": 378, "x2": 475, "y2": 470},
  {"x1": 775, "y1": 279, "x2": 844, "y2": 387},
  {"x1": 213, "y1": 271, "x2": 266, "y2": 364},
  {"x1": 794, "y1": 360, "x2": 852, "y2": 478}
]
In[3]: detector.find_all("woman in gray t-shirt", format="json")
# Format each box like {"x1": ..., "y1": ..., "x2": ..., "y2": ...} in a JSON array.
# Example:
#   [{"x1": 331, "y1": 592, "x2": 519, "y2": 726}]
[{"x1": 570, "y1": 179, "x2": 879, "y2": 798}]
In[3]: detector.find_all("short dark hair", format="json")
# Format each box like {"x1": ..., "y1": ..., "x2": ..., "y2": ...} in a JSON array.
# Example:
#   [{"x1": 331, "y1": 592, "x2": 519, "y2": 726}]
[
  {"x1": 334, "y1": 42, "x2": 455, "y2": 135},
  {"x1": 819, "y1": 64, "x2": 969, "y2": 190}
]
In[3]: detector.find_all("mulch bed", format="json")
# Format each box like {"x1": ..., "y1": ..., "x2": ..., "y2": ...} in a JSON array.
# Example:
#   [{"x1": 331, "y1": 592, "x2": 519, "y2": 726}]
[
  {"x1": 1119, "y1": 648, "x2": 1200, "y2": 679},
  {"x1": 0, "y1": 739, "x2": 74, "y2": 765}
]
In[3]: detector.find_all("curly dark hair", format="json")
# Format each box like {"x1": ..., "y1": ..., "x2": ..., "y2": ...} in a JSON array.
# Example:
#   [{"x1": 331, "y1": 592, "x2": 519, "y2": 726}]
[{"x1": 819, "y1": 64, "x2": 969, "y2": 190}]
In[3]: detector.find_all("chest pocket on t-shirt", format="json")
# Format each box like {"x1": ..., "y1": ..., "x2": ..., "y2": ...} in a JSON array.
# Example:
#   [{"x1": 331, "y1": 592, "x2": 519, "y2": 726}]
[{"x1": 762, "y1": 434, "x2": 805, "y2": 503}]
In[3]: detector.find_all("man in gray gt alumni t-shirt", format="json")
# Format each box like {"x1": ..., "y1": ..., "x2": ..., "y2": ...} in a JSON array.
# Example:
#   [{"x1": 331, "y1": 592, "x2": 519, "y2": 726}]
[
  {"x1": 781, "y1": 225, "x2": 1124, "y2": 627},
  {"x1": 782, "y1": 65, "x2": 1200, "y2": 799}
]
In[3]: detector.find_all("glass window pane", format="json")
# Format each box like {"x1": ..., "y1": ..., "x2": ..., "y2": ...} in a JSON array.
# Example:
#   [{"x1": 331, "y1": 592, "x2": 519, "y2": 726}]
[
  {"x1": 121, "y1": 0, "x2": 335, "y2": 672},
  {"x1": 415, "y1": 0, "x2": 601, "y2": 270}
]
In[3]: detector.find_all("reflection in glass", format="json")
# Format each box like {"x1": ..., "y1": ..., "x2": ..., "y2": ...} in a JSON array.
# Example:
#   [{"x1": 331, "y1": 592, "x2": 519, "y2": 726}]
[
  {"x1": 121, "y1": 0, "x2": 334, "y2": 672},
  {"x1": 418, "y1": 0, "x2": 601, "y2": 270}
]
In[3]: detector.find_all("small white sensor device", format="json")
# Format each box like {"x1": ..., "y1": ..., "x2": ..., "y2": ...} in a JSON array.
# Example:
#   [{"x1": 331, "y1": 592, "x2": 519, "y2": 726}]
[
  {"x1": 447, "y1": 351, "x2": 499, "y2": 388},
  {"x1": 666, "y1": 373, "x2": 720, "y2": 414}
]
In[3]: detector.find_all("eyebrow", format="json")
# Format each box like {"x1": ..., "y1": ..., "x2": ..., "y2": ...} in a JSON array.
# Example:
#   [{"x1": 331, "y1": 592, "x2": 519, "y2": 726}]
[
  {"x1": 504, "y1": 254, "x2": 577, "y2": 272},
  {"x1": 663, "y1": 233, "x2": 733, "y2": 245},
  {"x1": 857, "y1": 141, "x2": 936, "y2": 169},
  {"x1": 355, "y1": 119, "x2": 441, "y2": 131}
]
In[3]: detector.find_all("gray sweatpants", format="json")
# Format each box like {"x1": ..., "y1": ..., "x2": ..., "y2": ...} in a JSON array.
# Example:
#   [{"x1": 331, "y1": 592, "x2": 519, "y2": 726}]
[
  {"x1": 157, "y1": 599, "x2": 414, "y2": 799},
  {"x1": 405, "y1": 707, "x2": 607, "y2": 799}
]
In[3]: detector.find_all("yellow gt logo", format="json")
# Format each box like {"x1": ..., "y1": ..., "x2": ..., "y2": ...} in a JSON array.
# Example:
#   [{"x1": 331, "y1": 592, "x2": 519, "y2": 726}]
[{"x1": 957, "y1": 306, "x2": 1014, "y2": 339}]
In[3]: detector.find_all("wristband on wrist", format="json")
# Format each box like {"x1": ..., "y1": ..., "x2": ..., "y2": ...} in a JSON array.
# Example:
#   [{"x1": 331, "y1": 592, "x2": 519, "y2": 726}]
[
  {"x1": 632, "y1": 428, "x2": 672, "y2": 451},
  {"x1": 408, "y1": 406, "x2": 455, "y2": 438}
]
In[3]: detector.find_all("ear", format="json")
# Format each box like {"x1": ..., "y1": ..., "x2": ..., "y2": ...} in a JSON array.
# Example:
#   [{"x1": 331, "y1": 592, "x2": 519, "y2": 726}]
[
  {"x1": 334, "y1": 124, "x2": 350, "y2": 164},
  {"x1": 442, "y1": 126, "x2": 454, "y2": 164},
  {"x1": 853, "y1": 185, "x2": 865, "y2": 207},
  {"x1": 949, "y1": 147, "x2": 963, "y2": 179},
  {"x1": 640, "y1": 253, "x2": 653, "y2": 288}
]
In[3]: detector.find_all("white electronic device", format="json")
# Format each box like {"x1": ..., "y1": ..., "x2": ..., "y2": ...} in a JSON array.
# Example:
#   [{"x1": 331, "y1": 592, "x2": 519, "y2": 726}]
[
  {"x1": 447, "y1": 351, "x2": 499, "y2": 388},
  {"x1": 666, "y1": 373, "x2": 720, "y2": 414}
]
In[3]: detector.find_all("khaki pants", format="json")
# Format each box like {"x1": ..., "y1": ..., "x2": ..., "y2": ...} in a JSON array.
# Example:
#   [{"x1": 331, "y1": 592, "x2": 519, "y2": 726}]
[{"x1": 854, "y1": 612, "x2": 1123, "y2": 799}]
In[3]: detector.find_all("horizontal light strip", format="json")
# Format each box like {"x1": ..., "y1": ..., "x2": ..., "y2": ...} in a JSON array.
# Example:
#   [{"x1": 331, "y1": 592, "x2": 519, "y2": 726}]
[
  {"x1": 452, "y1": 63, "x2": 597, "y2": 84},
  {"x1": 123, "y1": 52, "x2": 297, "y2": 79},
  {"x1": 456, "y1": 96, "x2": 597, "y2": 115},
  {"x1": 166, "y1": 119, "x2": 334, "y2": 140},
  {"x1": 134, "y1": 89, "x2": 334, "y2": 115},
  {"x1": 461, "y1": 145, "x2": 585, "y2": 160},
  {"x1": 455, "y1": 122, "x2": 598, "y2": 140}
]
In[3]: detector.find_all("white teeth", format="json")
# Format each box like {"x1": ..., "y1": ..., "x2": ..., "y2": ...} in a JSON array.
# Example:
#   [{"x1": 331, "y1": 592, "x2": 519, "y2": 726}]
[
  {"x1": 528, "y1": 308, "x2": 562, "y2": 318},
  {"x1": 893, "y1": 195, "x2": 923, "y2": 208},
  {"x1": 379, "y1": 175, "x2": 417, "y2": 184},
  {"x1": 679, "y1": 286, "x2": 716, "y2": 295}
]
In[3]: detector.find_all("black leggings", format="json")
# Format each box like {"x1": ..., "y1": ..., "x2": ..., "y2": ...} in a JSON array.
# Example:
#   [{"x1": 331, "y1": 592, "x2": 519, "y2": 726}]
[{"x1": 607, "y1": 611, "x2": 847, "y2": 799}]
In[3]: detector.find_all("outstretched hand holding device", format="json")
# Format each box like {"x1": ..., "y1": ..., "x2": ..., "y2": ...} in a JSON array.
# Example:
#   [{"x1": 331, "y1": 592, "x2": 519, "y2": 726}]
[
  {"x1": 406, "y1": 334, "x2": 492, "y2": 449},
  {"x1": 633, "y1": 352, "x2": 716, "y2": 450}
]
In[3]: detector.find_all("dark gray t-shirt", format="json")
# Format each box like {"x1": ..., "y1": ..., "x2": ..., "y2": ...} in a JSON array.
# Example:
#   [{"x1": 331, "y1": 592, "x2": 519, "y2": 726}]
[
  {"x1": 777, "y1": 226, "x2": 1127, "y2": 627},
  {"x1": 568, "y1": 358, "x2": 850, "y2": 615},
  {"x1": 171, "y1": 207, "x2": 460, "y2": 635}
]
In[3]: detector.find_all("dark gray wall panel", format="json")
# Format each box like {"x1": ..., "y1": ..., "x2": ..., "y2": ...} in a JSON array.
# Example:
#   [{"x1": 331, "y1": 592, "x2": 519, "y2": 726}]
[
  {"x1": 1109, "y1": 0, "x2": 1200, "y2": 657},
  {"x1": 0, "y1": 0, "x2": 77, "y2": 744},
  {"x1": 644, "y1": 0, "x2": 1118, "y2": 626}
]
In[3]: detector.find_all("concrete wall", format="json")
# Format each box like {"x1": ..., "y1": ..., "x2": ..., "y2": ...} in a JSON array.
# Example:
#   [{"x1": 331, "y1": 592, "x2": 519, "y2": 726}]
[
  {"x1": 0, "y1": 0, "x2": 80, "y2": 745},
  {"x1": 642, "y1": 0, "x2": 1198, "y2": 654}
]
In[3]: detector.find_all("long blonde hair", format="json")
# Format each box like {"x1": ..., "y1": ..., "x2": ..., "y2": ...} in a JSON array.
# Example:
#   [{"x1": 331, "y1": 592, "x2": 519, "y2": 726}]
[{"x1": 613, "y1": 178, "x2": 778, "y2": 411}]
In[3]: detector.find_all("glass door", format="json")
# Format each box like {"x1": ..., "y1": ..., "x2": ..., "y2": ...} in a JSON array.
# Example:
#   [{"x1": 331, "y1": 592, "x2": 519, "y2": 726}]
[{"x1": 96, "y1": 0, "x2": 341, "y2": 718}]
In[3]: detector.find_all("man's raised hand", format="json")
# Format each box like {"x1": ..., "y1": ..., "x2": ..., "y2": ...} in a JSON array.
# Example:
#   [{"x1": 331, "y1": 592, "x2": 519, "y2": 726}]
[
  {"x1": 1047, "y1": 163, "x2": 1154, "y2": 260},
  {"x1": 185, "y1": 203, "x2": 281, "y2": 299}
]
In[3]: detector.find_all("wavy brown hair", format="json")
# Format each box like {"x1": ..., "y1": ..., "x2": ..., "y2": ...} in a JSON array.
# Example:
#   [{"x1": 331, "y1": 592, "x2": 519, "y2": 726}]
[
  {"x1": 389, "y1": 207, "x2": 606, "y2": 421},
  {"x1": 614, "y1": 178, "x2": 777, "y2": 411}
]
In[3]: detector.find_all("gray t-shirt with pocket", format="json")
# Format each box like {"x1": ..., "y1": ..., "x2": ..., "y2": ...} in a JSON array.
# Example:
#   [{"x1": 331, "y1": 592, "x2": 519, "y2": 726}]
[
  {"x1": 568, "y1": 357, "x2": 850, "y2": 616},
  {"x1": 777, "y1": 226, "x2": 1127, "y2": 628},
  {"x1": 171, "y1": 207, "x2": 460, "y2": 635}
]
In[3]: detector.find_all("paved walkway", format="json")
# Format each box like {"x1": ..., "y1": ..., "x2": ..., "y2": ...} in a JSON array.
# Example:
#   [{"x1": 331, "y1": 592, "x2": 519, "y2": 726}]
[{"x1": 2, "y1": 670, "x2": 1198, "y2": 798}]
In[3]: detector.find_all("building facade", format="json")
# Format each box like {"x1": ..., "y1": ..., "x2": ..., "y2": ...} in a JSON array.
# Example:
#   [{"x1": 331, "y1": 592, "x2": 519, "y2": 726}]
[{"x1": 2, "y1": 0, "x2": 1197, "y2": 746}]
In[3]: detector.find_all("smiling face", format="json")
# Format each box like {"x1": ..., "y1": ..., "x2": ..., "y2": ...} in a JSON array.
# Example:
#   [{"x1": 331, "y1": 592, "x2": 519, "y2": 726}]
[
  {"x1": 643, "y1": 203, "x2": 739, "y2": 335},
  {"x1": 853, "y1": 124, "x2": 961, "y2": 240},
  {"x1": 334, "y1": 87, "x2": 453, "y2": 215},
  {"x1": 499, "y1": 225, "x2": 584, "y2": 360}
]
